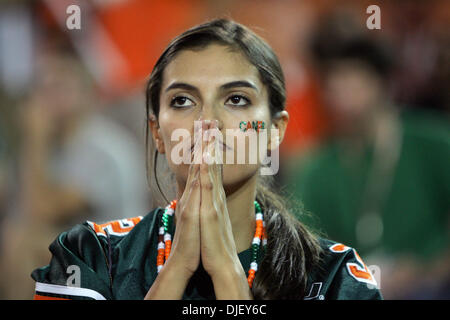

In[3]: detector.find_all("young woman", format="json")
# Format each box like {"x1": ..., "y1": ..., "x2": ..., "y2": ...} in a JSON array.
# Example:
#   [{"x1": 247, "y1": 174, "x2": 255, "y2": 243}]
[{"x1": 31, "y1": 19, "x2": 382, "y2": 300}]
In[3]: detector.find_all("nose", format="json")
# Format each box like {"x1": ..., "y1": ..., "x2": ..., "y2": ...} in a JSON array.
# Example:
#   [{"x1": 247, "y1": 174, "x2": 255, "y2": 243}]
[{"x1": 197, "y1": 104, "x2": 222, "y2": 131}]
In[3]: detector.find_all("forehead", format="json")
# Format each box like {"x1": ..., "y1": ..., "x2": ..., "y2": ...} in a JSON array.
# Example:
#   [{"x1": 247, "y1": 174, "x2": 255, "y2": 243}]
[{"x1": 162, "y1": 44, "x2": 263, "y2": 89}]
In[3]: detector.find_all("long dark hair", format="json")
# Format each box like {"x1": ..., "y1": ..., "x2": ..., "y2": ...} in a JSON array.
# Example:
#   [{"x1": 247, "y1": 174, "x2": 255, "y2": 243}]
[{"x1": 145, "y1": 18, "x2": 322, "y2": 299}]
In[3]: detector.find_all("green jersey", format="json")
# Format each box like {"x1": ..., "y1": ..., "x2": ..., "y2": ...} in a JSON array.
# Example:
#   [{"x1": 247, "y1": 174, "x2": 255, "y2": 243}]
[{"x1": 31, "y1": 208, "x2": 382, "y2": 300}]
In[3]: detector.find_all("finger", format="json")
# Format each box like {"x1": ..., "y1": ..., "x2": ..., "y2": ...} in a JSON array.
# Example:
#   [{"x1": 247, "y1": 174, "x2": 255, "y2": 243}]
[
  {"x1": 210, "y1": 132, "x2": 229, "y2": 229},
  {"x1": 192, "y1": 119, "x2": 203, "y2": 165},
  {"x1": 178, "y1": 122, "x2": 202, "y2": 209},
  {"x1": 181, "y1": 161, "x2": 200, "y2": 202},
  {"x1": 184, "y1": 167, "x2": 201, "y2": 215},
  {"x1": 202, "y1": 121, "x2": 224, "y2": 209},
  {"x1": 210, "y1": 120, "x2": 223, "y2": 185},
  {"x1": 200, "y1": 122, "x2": 229, "y2": 229},
  {"x1": 200, "y1": 120, "x2": 215, "y2": 208},
  {"x1": 181, "y1": 137, "x2": 200, "y2": 203},
  {"x1": 203, "y1": 121, "x2": 222, "y2": 194},
  {"x1": 176, "y1": 157, "x2": 200, "y2": 232}
]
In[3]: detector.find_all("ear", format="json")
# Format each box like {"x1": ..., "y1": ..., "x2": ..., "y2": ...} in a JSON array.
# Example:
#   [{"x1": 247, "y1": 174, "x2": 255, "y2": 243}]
[
  {"x1": 148, "y1": 114, "x2": 166, "y2": 154},
  {"x1": 268, "y1": 110, "x2": 289, "y2": 151}
]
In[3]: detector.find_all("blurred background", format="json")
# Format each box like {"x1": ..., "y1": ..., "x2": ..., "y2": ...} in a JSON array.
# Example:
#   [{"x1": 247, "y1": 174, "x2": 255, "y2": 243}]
[{"x1": 0, "y1": 0, "x2": 448, "y2": 299}]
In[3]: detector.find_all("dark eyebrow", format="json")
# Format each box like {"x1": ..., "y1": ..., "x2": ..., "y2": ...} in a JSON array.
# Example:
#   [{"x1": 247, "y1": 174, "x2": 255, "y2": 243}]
[
  {"x1": 164, "y1": 80, "x2": 258, "y2": 94},
  {"x1": 220, "y1": 80, "x2": 258, "y2": 92},
  {"x1": 165, "y1": 82, "x2": 199, "y2": 95}
]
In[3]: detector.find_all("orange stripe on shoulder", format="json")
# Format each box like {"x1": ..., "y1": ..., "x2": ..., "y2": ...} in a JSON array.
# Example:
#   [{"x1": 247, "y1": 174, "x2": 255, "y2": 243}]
[
  {"x1": 87, "y1": 216, "x2": 143, "y2": 237},
  {"x1": 329, "y1": 243, "x2": 351, "y2": 253}
]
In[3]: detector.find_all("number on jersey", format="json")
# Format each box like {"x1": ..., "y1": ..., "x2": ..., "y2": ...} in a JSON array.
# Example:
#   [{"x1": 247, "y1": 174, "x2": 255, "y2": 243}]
[{"x1": 329, "y1": 243, "x2": 378, "y2": 287}]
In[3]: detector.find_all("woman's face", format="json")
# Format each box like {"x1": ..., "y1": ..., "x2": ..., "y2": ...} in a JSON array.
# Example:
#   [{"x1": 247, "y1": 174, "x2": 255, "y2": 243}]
[{"x1": 153, "y1": 44, "x2": 275, "y2": 191}]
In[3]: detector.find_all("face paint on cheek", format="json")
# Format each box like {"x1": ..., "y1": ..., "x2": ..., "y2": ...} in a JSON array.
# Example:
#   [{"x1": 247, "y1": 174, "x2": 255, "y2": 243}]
[
  {"x1": 239, "y1": 120, "x2": 266, "y2": 133},
  {"x1": 228, "y1": 120, "x2": 266, "y2": 167}
]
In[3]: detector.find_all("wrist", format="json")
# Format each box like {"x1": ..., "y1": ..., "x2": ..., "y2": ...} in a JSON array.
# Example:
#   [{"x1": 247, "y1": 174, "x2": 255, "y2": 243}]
[
  {"x1": 145, "y1": 258, "x2": 193, "y2": 300},
  {"x1": 163, "y1": 256, "x2": 196, "y2": 281},
  {"x1": 210, "y1": 261, "x2": 253, "y2": 300}
]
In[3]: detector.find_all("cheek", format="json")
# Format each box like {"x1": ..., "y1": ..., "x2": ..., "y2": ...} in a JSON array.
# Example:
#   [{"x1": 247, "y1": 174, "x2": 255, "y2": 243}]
[
  {"x1": 222, "y1": 107, "x2": 272, "y2": 159},
  {"x1": 224, "y1": 106, "x2": 271, "y2": 136},
  {"x1": 157, "y1": 115, "x2": 195, "y2": 181},
  {"x1": 158, "y1": 113, "x2": 191, "y2": 148},
  {"x1": 161, "y1": 126, "x2": 191, "y2": 169}
]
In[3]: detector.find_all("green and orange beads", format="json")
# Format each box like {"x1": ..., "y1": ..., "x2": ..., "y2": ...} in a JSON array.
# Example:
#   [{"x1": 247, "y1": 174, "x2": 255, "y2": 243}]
[{"x1": 156, "y1": 200, "x2": 267, "y2": 289}]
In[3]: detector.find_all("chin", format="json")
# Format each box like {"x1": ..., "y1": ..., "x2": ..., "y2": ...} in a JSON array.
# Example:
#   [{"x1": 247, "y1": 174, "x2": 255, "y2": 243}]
[{"x1": 222, "y1": 164, "x2": 259, "y2": 194}]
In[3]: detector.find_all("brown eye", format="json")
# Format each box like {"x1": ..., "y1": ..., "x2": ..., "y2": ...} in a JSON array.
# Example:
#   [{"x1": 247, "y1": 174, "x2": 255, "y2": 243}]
[
  {"x1": 170, "y1": 96, "x2": 195, "y2": 108},
  {"x1": 225, "y1": 95, "x2": 250, "y2": 107}
]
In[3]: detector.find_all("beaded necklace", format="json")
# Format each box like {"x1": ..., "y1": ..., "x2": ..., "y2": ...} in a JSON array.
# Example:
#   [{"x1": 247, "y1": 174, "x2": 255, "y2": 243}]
[{"x1": 156, "y1": 200, "x2": 267, "y2": 288}]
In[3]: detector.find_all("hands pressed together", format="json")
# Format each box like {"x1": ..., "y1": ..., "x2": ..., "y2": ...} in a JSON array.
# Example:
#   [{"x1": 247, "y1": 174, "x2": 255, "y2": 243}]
[{"x1": 145, "y1": 120, "x2": 253, "y2": 300}]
